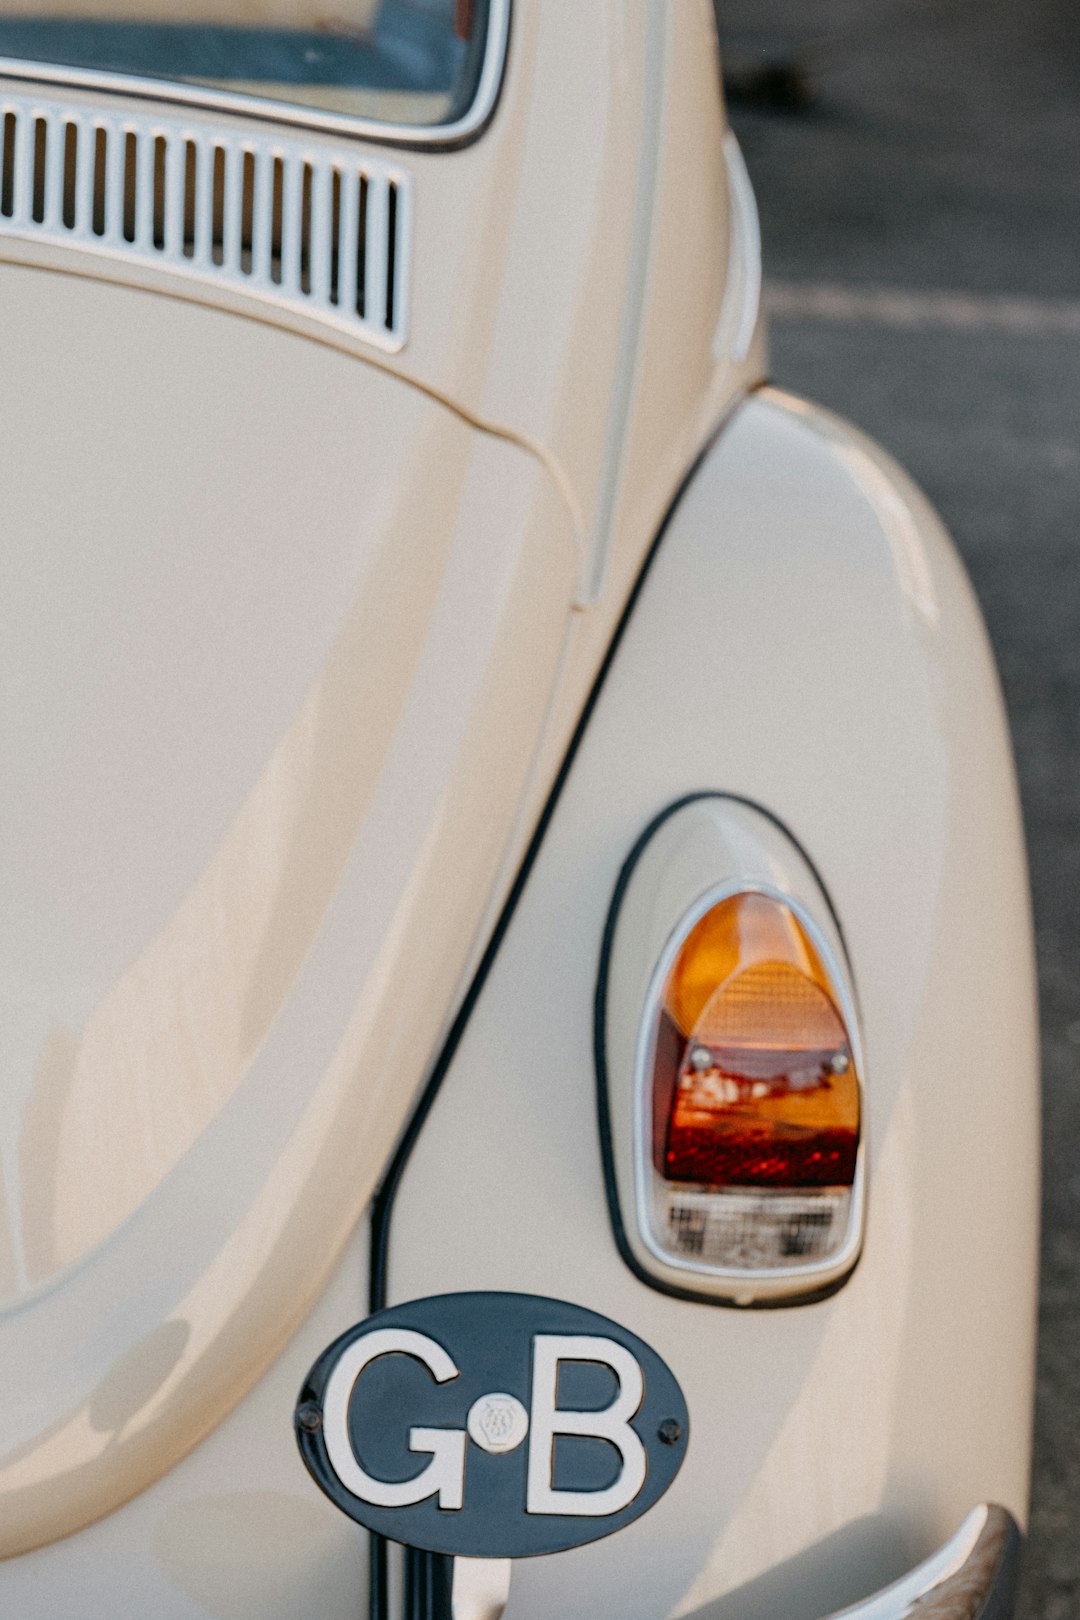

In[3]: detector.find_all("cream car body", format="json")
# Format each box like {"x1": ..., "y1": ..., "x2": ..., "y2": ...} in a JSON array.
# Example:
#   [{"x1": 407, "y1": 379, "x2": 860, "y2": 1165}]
[{"x1": 0, "y1": 1, "x2": 1037, "y2": 1616}]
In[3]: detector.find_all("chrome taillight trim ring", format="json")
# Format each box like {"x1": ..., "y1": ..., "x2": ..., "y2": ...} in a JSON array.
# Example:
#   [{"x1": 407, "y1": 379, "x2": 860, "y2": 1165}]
[{"x1": 595, "y1": 792, "x2": 868, "y2": 1309}]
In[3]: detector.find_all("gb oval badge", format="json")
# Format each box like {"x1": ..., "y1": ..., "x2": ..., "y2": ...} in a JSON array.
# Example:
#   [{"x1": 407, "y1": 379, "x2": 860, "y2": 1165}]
[{"x1": 293, "y1": 1291, "x2": 689, "y2": 1559}]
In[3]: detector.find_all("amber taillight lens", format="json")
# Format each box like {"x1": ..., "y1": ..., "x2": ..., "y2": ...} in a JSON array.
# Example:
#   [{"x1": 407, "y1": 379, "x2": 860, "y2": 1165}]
[{"x1": 644, "y1": 890, "x2": 861, "y2": 1274}]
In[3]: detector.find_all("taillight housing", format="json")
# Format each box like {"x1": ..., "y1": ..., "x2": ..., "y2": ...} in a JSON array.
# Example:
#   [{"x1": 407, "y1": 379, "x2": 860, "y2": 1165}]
[{"x1": 597, "y1": 796, "x2": 865, "y2": 1306}]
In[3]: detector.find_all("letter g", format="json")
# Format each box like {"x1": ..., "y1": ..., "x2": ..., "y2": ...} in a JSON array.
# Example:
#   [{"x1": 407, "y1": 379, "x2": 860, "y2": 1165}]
[{"x1": 322, "y1": 1328, "x2": 466, "y2": 1510}]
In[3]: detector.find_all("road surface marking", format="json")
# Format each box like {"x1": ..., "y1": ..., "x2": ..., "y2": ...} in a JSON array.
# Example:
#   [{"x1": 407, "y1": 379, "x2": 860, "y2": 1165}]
[{"x1": 765, "y1": 282, "x2": 1080, "y2": 338}]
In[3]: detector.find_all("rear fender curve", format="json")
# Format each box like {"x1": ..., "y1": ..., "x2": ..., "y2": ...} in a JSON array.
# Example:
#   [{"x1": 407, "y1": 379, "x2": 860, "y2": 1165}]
[{"x1": 386, "y1": 386, "x2": 1038, "y2": 1619}]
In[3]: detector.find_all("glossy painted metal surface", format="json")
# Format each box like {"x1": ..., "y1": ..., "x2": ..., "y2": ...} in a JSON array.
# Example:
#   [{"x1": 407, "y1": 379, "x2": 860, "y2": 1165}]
[
  {"x1": 388, "y1": 391, "x2": 1038, "y2": 1619},
  {"x1": 0, "y1": 0, "x2": 752, "y2": 607},
  {"x1": 0, "y1": 268, "x2": 579, "y2": 1553},
  {"x1": 0, "y1": 1221, "x2": 374, "y2": 1614}
]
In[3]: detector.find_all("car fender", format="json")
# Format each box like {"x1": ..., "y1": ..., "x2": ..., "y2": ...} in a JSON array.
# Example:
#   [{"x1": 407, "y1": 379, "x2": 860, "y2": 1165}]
[{"x1": 387, "y1": 385, "x2": 1039, "y2": 1618}]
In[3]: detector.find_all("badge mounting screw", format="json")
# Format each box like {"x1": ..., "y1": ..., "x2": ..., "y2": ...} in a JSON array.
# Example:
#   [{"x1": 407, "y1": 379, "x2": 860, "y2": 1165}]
[
  {"x1": 296, "y1": 1402, "x2": 323, "y2": 1433},
  {"x1": 657, "y1": 1418, "x2": 683, "y2": 1446}
]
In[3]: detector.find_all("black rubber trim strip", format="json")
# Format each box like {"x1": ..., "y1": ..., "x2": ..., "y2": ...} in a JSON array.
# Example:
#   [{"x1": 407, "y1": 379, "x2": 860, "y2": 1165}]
[
  {"x1": 593, "y1": 792, "x2": 862, "y2": 1312},
  {"x1": 364, "y1": 402, "x2": 745, "y2": 1620},
  {"x1": 402, "y1": 1545, "x2": 452, "y2": 1620}
]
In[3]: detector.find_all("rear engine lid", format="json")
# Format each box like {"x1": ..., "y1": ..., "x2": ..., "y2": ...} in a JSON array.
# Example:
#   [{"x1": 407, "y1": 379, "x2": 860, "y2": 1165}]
[{"x1": 0, "y1": 261, "x2": 577, "y2": 1553}]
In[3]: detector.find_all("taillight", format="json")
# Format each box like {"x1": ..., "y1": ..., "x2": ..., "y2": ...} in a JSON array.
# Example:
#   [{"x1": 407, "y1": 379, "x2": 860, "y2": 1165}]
[
  {"x1": 647, "y1": 891, "x2": 860, "y2": 1273},
  {"x1": 597, "y1": 795, "x2": 865, "y2": 1306}
]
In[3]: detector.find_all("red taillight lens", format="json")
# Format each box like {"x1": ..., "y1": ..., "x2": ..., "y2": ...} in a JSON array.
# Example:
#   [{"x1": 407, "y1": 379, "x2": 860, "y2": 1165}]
[
  {"x1": 658, "y1": 893, "x2": 859, "y2": 1188},
  {"x1": 643, "y1": 890, "x2": 861, "y2": 1274}
]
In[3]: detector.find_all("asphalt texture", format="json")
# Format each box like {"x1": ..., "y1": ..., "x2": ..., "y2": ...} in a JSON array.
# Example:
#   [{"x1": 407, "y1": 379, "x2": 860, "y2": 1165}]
[{"x1": 720, "y1": 3, "x2": 1080, "y2": 1614}]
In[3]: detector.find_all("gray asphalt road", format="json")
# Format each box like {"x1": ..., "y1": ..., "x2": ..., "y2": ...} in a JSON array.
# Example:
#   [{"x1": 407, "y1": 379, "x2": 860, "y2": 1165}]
[{"x1": 722, "y1": 2, "x2": 1080, "y2": 1613}]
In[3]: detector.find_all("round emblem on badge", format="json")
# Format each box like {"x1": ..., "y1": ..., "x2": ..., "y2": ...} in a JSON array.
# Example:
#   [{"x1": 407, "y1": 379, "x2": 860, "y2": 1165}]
[{"x1": 467, "y1": 1392, "x2": 529, "y2": 1454}]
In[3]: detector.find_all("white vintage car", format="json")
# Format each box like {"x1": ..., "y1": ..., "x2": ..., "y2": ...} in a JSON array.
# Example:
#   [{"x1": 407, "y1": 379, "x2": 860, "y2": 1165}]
[{"x1": 0, "y1": 2, "x2": 1038, "y2": 1617}]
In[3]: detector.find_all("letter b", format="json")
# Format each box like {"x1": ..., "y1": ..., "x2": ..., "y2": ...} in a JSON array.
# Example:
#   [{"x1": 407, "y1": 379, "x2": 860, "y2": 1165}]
[{"x1": 526, "y1": 1334, "x2": 647, "y2": 1517}]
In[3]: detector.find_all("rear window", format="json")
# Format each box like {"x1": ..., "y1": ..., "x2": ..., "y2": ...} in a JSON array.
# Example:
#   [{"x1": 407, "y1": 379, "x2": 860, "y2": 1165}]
[{"x1": 0, "y1": 0, "x2": 492, "y2": 128}]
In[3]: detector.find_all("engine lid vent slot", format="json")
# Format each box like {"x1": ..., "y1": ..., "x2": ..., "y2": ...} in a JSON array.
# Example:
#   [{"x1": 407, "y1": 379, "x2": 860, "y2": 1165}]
[{"x1": 0, "y1": 89, "x2": 410, "y2": 349}]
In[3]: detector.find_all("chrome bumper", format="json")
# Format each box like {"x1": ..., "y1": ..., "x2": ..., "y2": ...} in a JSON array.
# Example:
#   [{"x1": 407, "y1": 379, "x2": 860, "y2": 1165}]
[
  {"x1": 824, "y1": 1504, "x2": 1018, "y2": 1620},
  {"x1": 445, "y1": 1502, "x2": 1019, "y2": 1620}
]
